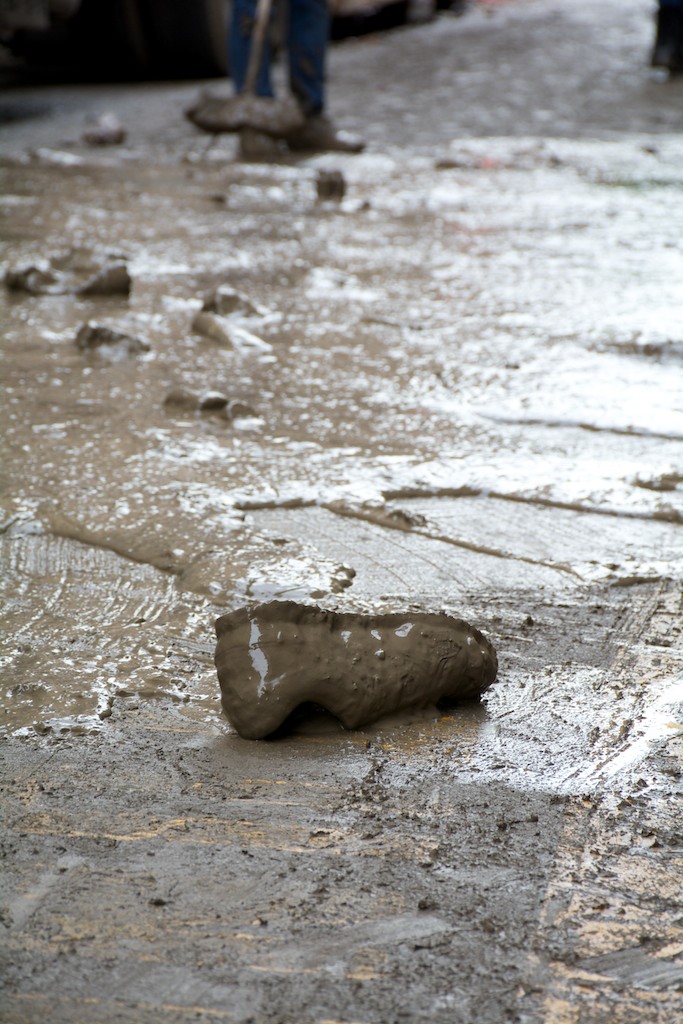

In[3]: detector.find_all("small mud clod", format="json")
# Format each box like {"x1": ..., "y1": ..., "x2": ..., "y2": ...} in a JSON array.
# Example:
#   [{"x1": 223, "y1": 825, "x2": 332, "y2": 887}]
[
  {"x1": 82, "y1": 112, "x2": 126, "y2": 146},
  {"x1": 75, "y1": 323, "x2": 149, "y2": 357},
  {"x1": 316, "y1": 169, "x2": 346, "y2": 201}
]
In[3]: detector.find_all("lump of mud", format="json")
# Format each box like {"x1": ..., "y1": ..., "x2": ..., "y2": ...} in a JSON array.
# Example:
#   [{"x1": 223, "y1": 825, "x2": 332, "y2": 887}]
[
  {"x1": 5, "y1": 264, "x2": 60, "y2": 294},
  {"x1": 164, "y1": 387, "x2": 229, "y2": 412},
  {"x1": 316, "y1": 169, "x2": 346, "y2": 201},
  {"x1": 201, "y1": 285, "x2": 266, "y2": 318},
  {"x1": 5, "y1": 249, "x2": 130, "y2": 297},
  {"x1": 215, "y1": 601, "x2": 498, "y2": 740},
  {"x1": 82, "y1": 112, "x2": 126, "y2": 147},
  {"x1": 224, "y1": 399, "x2": 257, "y2": 420},
  {"x1": 633, "y1": 471, "x2": 682, "y2": 493},
  {"x1": 192, "y1": 284, "x2": 272, "y2": 352},
  {"x1": 75, "y1": 322, "x2": 149, "y2": 357},
  {"x1": 164, "y1": 387, "x2": 257, "y2": 421},
  {"x1": 192, "y1": 310, "x2": 271, "y2": 352},
  {"x1": 77, "y1": 262, "x2": 131, "y2": 297}
]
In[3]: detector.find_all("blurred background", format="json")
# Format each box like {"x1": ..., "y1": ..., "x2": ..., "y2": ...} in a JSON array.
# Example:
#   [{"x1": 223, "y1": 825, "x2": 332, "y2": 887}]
[{"x1": 0, "y1": 0, "x2": 453, "y2": 80}]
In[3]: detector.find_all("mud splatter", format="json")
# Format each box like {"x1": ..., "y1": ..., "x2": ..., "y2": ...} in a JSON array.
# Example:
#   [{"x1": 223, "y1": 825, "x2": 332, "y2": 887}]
[{"x1": 215, "y1": 601, "x2": 498, "y2": 739}]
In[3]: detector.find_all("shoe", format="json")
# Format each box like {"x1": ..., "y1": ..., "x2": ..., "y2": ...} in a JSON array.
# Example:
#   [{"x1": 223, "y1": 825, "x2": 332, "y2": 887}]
[
  {"x1": 238, "y1": 127, "x2": 288, "y2": 161},
  {"x1": 285, "y1": 115, "x2": 366, "y2": 154},
  {"x1": 651, "y1": 7, "x2": 683, "y2": 72}
]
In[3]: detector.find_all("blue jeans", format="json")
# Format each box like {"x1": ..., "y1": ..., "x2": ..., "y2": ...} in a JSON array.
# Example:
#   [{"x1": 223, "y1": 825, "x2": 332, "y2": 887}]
[{"x1": 229, "y1": 0, "x2": 329, "y2": 116}]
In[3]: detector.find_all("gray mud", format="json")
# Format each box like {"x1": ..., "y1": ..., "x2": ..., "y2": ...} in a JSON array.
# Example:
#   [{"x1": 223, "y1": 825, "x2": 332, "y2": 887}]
[
  {"x1": 215, "y1": 601, "x2": 497, "y2": 737},
  {"x1": 1, "y1": 1, "x2": 682, "y2": 1022}
]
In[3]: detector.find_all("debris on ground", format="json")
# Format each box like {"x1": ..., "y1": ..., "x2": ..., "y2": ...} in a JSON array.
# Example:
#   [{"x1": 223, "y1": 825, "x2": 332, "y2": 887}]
[
  {"x1": 75, "y1": 322, "x2": 149, "y2": 357},
  {"x1": 82, "y1": 112, "x2": 127, "y2": 146},
  {"x1": 163, "y1": 387, "x2": 257, "y2": 420},
  {"x1": 5, "y1": 249, "x2": 131, "y2": 297},
  {"x1": 215, "y1": 601, "x2": 497, "y2": 738},
  {"x1": 316, "y1": 168, "x2": 347, "y2": 200}
]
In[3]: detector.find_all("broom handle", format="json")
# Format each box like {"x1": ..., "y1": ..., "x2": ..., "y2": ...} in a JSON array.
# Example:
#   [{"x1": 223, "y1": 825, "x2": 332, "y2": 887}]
[{"x1": 244, "y1": 0, "x2": 274, "y2": 96}]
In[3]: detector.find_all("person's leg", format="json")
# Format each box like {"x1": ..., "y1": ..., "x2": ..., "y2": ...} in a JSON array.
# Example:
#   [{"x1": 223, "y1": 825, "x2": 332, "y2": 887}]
[
  {"x1": 652, "y1": 0, "x2": 683, "y2": 72},
  {"x1": 283, "y1": 0, "x2": 365, "y2": 151},
  {"x1": 230, "y1": 0, "x2": 275, "y2": 96},
  {"x1": 287, "y1": 0, "x2": 329, "y2": 114}
]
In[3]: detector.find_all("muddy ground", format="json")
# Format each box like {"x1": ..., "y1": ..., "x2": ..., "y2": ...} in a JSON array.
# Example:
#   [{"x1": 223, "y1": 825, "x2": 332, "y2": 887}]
[{"x1": 1, "y1": 1, "x2": 682, "y2": 1021}]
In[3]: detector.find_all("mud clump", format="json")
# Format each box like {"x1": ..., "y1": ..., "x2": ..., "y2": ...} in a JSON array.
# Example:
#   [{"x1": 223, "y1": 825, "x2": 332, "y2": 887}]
[
  {"x1": 215, "y1": 601, "x2": 498, "y2": 739},
  {"x1": 5, "y1": 250, "x2": 130, "y2": 297},
  {"x1": 201, "y1": 285, "x2": 268, "y2": 319},
  {"x1": 164, "y1": 387, "x2": 229, "y2": 412},
  {"x1": 5, "y1": 264, "x2": 61, "y2": 295},
  {"x1": 192, "y1": 285, "x2": 272, "y2": 353},
  {"x1": 192, "y1": 310, "x2": 271, "y2": 352},
  {"x1": 77, "y1": 262, "x2": 131, "y2": 297},
  {"x1": 76, "y1": 322, "x2": 149, "y2": 358},
  {"x1": 316, "y1": 169, "x2": 346, "y2": 201},
  {"x1": 163, "y1": 387, "x2": 256, "y2": 420},
  {"x1": 82, "y1": 112, "x2": 126, "y2": 147},
  {"x1": 633, "y1": 471, "x2": 683, "y2": 493}
]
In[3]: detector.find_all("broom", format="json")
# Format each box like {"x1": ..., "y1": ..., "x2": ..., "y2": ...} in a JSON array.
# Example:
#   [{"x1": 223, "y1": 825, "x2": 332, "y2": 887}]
[{"x1": 185, "y1": 0, "x2": 305, "y2": 137}]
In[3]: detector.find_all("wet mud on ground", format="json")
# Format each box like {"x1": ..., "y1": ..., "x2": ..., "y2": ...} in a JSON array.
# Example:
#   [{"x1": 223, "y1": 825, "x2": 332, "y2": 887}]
[{"x1": 1, "y1": 1, "x2": 683, "y2": 1021}]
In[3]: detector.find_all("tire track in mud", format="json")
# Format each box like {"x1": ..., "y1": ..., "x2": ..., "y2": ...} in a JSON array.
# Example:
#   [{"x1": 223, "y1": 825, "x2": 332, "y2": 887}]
[
  {"x1": 45, "y1": 509, "x2": 184, "y2": 575},
  {"x1": 559, "y1": 582, "x2": 683, "y2": 789},
  {"x1": 480, "y1": 581, "x2": 683, "y2": 797},
  {"x1": 0, "y1": 532, "x2": 214, "y2": 735}
]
